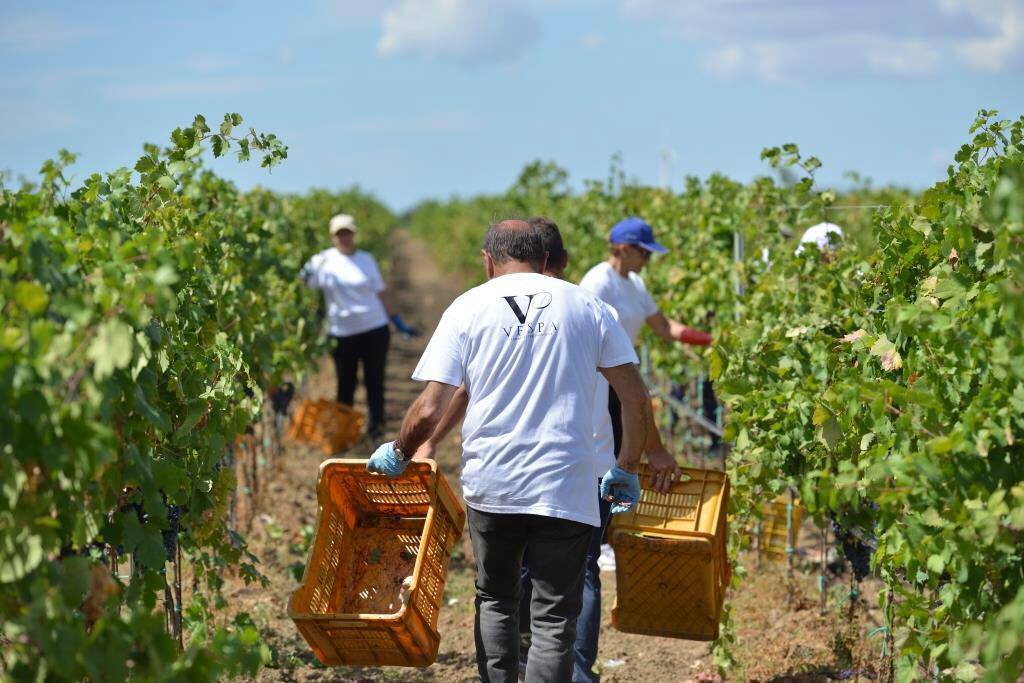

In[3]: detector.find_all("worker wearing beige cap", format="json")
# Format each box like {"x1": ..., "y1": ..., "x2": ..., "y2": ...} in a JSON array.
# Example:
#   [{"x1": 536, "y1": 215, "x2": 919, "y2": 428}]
[{"x1": 300, "y1": 213, "x2": 416, "y2": 439}]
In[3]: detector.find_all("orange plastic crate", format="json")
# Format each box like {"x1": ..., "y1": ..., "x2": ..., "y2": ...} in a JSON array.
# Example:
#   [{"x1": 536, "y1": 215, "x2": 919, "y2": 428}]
[
  {"x1": 753, "y1": 494, "x2": 803, "y2": 560},
  {"x1": 286, "y1": 399, "x2": 365, "y2": 454},
  {"x1": 609, "y1": 464, "x2": 729, "y2": 641},
  {"x1": 289, "y1": 459, "x2": 466, "y2": 667}
]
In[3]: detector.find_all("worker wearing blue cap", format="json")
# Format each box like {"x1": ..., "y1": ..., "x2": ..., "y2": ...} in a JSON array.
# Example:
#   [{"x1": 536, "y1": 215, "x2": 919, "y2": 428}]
[
  {"x1": 582, "y1": 216, "x2": 711, "y2": 351},
  {"x1": 574, "y1": 216, "x2": 711, "y2": 682}
]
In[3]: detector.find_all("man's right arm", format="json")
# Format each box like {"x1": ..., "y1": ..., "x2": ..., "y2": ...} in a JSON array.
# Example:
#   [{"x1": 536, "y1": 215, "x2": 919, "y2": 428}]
[{"x1": 414, "y1": 385, "x2": 468, "y2": 460}]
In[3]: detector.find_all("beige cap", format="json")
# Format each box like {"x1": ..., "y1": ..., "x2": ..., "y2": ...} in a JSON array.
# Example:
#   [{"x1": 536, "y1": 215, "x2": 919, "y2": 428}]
[{"x1": 329, "y1": 213, "x2": 357, "y2": 235}]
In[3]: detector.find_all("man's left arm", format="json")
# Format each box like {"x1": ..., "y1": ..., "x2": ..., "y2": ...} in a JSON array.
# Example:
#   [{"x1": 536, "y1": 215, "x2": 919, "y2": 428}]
[{"x1": 644, "y1": 407, "x2": 682, "y2": 493}]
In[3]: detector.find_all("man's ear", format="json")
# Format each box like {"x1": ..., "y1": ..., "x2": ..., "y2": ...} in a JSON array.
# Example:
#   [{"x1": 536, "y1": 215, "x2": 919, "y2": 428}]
[{"x1": 482, "y1": 250, "x2": 495, "y2": 279}]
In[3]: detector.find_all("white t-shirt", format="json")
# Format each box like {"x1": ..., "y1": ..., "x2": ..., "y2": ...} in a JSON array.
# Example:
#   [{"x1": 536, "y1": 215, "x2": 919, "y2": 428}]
[
  {"x1": 591, "y1": 305, "x2": 620, "y2": 479},
  {"x1": 580, "y1": 262, "x2": 658, "y2": 473},
  {"x1": 412, "y1": 272, "x2": 637, "y2": 527},
  {"x1": 302, "y1": 249, "x2": 389, "y2": 337},
  {"x1": 579, "y1": 261, "x2": 659, "y2": 344}
]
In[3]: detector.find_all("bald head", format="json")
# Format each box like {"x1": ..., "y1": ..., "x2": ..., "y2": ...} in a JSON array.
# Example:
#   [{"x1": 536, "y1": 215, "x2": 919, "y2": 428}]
[{"x1": 482, "y1": 218, "x2": 546, "y2": 269}]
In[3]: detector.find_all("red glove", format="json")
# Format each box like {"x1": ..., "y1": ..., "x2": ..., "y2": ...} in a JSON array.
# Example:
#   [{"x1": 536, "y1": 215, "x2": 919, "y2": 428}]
[{"x1": 678, "y1": 327, "x2": 712, "y2": 346}]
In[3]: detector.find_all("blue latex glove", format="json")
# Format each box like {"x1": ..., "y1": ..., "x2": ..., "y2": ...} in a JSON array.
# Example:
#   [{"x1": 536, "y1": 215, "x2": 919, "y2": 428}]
[
  {"x1": 599, "y1": 465, "x2": 642, "y2": 514},
  {"x1": 390, "y1": 314, "x2": 418, "y2": 339},
  {"x1": 366, "y1": 441, "x2": 410, "y2": 478}
]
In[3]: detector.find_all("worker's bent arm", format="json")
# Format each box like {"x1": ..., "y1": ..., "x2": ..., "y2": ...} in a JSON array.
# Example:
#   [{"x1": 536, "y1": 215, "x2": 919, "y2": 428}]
[
  {"x1": 646, "y1": 312, "x2": 712, "y2": 346},
  {"x1": 394, "y1": 381, "x2": 458, "y2": 456},
  {"x1": 598, "y1": 363, "x2": 648, "y2": 473},
  {"x1": 644, "y1": 406, "x2": 682, "y2": 493}
]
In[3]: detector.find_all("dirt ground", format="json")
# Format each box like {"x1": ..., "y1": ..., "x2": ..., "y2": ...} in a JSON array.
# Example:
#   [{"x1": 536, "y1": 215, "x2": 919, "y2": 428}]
[{"x1": 221, "y1": 233, "x2": 885, "y2": 682}]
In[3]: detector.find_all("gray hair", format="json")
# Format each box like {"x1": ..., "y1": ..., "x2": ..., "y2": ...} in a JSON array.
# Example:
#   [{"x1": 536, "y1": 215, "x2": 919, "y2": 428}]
[{"x1": 482, "y1": 219, "x2": 546, "y2": 267}]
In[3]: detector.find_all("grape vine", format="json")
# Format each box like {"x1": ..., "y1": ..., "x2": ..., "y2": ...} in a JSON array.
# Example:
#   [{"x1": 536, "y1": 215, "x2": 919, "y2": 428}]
[
  {"x1": 0, "y1": 113, "x2": 394, "y2": 680},
  {"x1": 408, "y1": 110, "x2": 1023, "y2": 681}
]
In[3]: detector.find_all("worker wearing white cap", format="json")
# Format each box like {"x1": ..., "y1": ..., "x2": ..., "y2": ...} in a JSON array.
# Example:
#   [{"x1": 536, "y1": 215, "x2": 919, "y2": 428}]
[
  {"x1": 795, "y1": 221, "x2": 844, "y2": 254},
  {"x1": 300, "y1": 213, "x2": 416, "y2": 439}
]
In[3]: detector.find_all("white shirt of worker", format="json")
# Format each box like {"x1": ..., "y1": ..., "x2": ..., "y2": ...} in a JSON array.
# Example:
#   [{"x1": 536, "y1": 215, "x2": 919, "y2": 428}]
[
  {"x1": 590, "y1": 304, "x2": 620, "y2": 479},
  {"x1": 580, "y1": 261, "x2": 659, "y2": 474},
  {"x1": 412, "y1": 272, "x2": 637, "y2": 527},
  {"x1": 579, "y1": 261, "x2": 659, "y2": 344},
  {"x1": 302, "y1": 249, "x2": 388, "y2": 337}
]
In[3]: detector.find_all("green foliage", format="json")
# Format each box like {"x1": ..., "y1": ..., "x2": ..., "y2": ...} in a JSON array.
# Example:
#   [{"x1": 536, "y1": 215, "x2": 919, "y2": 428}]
[
  {"x1": 717, "y1": 110, "x2": 1024, "y2": 681},
  {"x1": 408, "y1": 111, "x2": 1022, "y2": 679},
  {"x1": 0, "y1": 114, "x2": 393, "y2": 680}
]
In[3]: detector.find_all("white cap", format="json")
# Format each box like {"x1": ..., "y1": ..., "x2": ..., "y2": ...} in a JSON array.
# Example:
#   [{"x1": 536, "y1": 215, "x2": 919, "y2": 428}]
[
  {"x1": 329, "y1": 213, "x2": 357, "y2": 235},
  {"x1": 795, "y1": 222, "x2": 844, "y2": 254}
]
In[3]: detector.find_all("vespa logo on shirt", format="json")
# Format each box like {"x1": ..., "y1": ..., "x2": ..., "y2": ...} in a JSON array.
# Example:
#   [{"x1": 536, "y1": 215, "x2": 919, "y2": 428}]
[{"x1": 501, "y1": 292, "x2": 559, "y2": 340}]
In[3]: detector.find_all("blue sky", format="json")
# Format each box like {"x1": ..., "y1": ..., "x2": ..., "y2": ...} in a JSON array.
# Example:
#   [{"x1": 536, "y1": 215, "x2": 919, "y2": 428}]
[{"x1": 2, "y1": 0, "x2": 1022, "y2": 210}]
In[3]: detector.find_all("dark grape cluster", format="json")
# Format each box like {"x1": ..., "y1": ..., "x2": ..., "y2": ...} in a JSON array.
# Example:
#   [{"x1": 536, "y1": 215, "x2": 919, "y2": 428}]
[
  {"x1": 162, "y1": 504, "x2": 180, "y2": 562},
  {"x1": 831, "y1": 518, "x2": 873, "y2": 581},
  {"x1": 271, "y1": 382, "x2": 295, "y2": 415}
]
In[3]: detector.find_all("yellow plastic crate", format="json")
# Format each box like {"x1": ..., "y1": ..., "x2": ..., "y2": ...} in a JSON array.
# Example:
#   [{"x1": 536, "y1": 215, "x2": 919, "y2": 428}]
[
  {"x1": 286, "y1": 399, "x2": 365, "y2": 454},
  {"x1": 289, "y1": 459, "x2": 465, "y2": 667},
  {"x1": 753, "y1": 494, "x2": 803, "y2": 560},
  {"x1": 609, "y1": 465, "x2": 729, "y2": 641}
]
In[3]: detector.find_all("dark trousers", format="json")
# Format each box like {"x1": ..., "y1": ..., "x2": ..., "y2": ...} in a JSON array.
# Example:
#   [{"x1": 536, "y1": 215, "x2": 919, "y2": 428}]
[
  {"x1": 520, "y1": 493, "x2": 612, "y2": 682},
  {"x1": 467, "y1": 507, "x2": 592, "y2": 683},
  {"x1": 330, "y1": 324, "x2": 389, "y2": 431}
]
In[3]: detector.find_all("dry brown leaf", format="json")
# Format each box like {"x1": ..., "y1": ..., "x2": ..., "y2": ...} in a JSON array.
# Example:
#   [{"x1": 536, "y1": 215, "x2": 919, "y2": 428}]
[
  {"x1": 840, "y1": 329, "x2": 867, "y2": 343},
  {"x1": 881, "y1": 349, "x2": 903, "y2": 371},
  {"x1": 949, "y1": 247, "x2": 959, "y2": 269},
  {"x1": 83, "y1": 563, "x2": 120, "y2": 627}
]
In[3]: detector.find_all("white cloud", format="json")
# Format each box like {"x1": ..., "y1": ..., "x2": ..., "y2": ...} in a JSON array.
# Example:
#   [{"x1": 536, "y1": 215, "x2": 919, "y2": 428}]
[
  {"x1": 621, "y1": 0, "x2": 1023, "y2": 82},
  {"x1": 701, "y1": 43, "x2": 794, "y2": 84},
  {"x1": 944, "y1": 0, "x2": 1024, "y2": 70},
  {"x1": 377, "y1": 0, "x2": 541, "y2": 63},
  {"x1": 0, "y1": 12, "x2": 91, "y2": 52},
  {"x1": 864, "y1": 40, "x2": 942, "y2": 77},
  {"x1": 579, "y1": 32, "x2": 605, "y2": 49}
]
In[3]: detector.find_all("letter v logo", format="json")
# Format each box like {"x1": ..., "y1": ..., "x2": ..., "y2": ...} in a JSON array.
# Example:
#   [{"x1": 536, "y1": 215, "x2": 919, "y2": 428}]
[{"x1": 502, "y1": 295, "x2": 535, "y2": 324}]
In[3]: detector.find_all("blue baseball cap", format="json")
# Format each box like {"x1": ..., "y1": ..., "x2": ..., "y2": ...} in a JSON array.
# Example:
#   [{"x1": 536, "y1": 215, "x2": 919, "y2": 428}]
[{"x1": 608, "y1": 217, "x2": 668, "y2": 254}]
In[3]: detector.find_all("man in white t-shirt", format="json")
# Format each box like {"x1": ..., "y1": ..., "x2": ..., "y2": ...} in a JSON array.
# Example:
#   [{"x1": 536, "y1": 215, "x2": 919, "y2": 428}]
[
  {"x1": 365, "y1": 220, "x2": 650, "y2": 682},
  {"x1": 413, "y1": 218, "x2": 684, "y2": 682}
]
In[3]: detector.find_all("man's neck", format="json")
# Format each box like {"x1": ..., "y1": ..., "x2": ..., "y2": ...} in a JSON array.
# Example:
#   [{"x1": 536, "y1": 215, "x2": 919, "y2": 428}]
[
  {"x1": 607, "y1": 256, "x2": 630, "y2": 278},
  {"x1": 491, "y1": 262, "x2": 541, "y2": 278}
]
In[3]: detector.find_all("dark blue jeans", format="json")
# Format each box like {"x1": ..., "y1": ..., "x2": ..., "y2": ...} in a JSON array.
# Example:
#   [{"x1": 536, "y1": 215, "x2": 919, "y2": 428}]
[{"x1": 521, "y1": 492, "x2": 611, "y2": 682}]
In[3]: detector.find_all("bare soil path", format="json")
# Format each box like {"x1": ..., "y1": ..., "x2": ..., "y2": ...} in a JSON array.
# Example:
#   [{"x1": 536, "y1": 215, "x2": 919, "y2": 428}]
[{"x1": 223, "y1": 232, "x2": 882, "y2": 682}]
